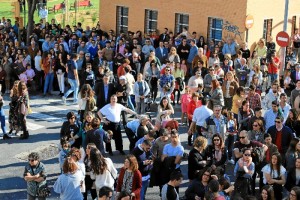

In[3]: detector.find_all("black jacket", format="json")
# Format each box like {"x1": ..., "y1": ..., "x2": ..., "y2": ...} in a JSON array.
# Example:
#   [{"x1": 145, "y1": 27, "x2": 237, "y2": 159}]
[
  {"x1": 267, "y1": 125, "x2": 294, "y2": 155},
  {"x1": 188, "y1": 148, "x2": 207, "y2": 180},
  {"x1": 131, "y1": 146, "x2": 153, "y2": 177},
  {"x1": 285, "y1": 167, "x2": 300, "y2": 191},
  {"x1": 185, "y1": 179, "x2": 207, "y2": 200},
  {"x1": 94, "y1": 82, "x2": 115, "y2": 109}
]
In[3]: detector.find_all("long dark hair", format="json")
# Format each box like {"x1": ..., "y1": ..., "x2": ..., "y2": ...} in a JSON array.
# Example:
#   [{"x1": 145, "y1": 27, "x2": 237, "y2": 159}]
[
  {"x1": 260, "y1": 185, "x2": 275, "y2": 200},
  {"x1": 287, "y1": 137, "x2": 300, "y2": 154},
  {"x1": 18, "y1": 81, "x2": 27, "y2": 96},
  {"x1": 159, "y1": 96, "x2": 171, "y2": 110},
  {"x1": 80, "y1": 84, "x2": 95, "y2": 98},
  {"x1": 89, "y1": 147, "x2": 107, "y2": 175},
  {"x1": 270, "y1": 152, "x2": 282, "y2": 177}
]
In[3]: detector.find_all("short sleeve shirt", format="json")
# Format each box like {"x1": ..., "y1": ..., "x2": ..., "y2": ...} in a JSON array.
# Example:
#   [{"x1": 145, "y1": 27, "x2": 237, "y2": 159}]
[
  {"x1": 233, "y1": 141, "x2": 263, "y2": 152},
  {"x1": 100, "y1": 103, "x2": 126, "y2": 123},
  {"x1": 163, "y1": 143, "x2": 184, "y2": 169},
  {"x1": 261, "y1": 164, "x2": 286, "y2": 184}
]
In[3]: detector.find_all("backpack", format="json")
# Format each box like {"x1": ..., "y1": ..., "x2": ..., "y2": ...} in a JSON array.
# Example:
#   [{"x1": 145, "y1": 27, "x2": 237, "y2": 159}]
[{"x1": 252, "y1": 146, "x2": 265, "y2": 166}]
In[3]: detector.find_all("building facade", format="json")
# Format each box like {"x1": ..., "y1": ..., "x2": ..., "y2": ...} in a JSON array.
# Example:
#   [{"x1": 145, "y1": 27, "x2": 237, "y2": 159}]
[{"x1": 99, "y1": 0, "x2": 300, "y2": 49}]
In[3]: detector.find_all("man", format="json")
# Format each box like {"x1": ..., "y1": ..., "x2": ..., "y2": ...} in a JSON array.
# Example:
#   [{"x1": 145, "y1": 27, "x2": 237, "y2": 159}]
[
  {"x1": 267, "y1": 116, "x2": 294, "y2": 156},
  {"x1": 27, "y1": 41, "x2": 39, "y2": 68},
  {"x1": 159, "y1": 28, "x2": 170, "y2": 42},
  {"x1": 88, "y1": 40, "x2": 98, "y2": 59},
  {"x1": 142, "y1": 38, "x2": 155, "y2": 58},
  {"x1": 262, "y1": 82, "x2": 280, "y2": 110},
  {"x1": 188, "y1": 97, "x2": 213, "y2": 144},
  {"x1": 290, "y1": 79, "x2": 300, "y2": 109},
  {"x1": 279, "y1": 93, "x2": 291, "y2": 122},
  {"x1": 291, "y1": 63, "x2": 300, "y2": 83},
  {"x1": 235, "y1": 58, "x2": 249, "y2": 87},
  {"x1": 125, "y1": 118, "x2": 140, "y2": 151},
  {"x1": 203, "y1": 105, "x2": 227, "y2": 144},
  {"x1": 192, "y1": 47, "x2": 208, "y2": 69},
  {"x1": 42, "y1": 36, "x2": 50, "y2": 53},
  {"x1": 98, "y1": 186, "x2": 113, "y2": 200},
  {"x1": 94, "y1": 73, "x2": 115, "y2": 109},
  {"x1": 203, "y1": 66, "x2": 216, "y2": 93},
  {"x1": 76, "y1": 41, "x2": 88, "y2": 54},
  {"x1": 98, "y1": 95, "x2": 138, "y2": 155},
  {"x1": 24, "y1": 152, "x2": 47, "y2": 200},
  {"x1": 187, "y1": 67, "x2": 204, "y2": 93},
  {"x1": 264, "y1": 100, "x2": 283, "y2": 130},
  {"x1": 155, "y1": 41, "x2": 168, "y2": 64},
  {"x1": 132, "y1": 139, "x2": 153, "y2": 200},
  {"x1": 116, "y1": 38, "x2": 125, "y2": 56},
  {"x1": 247, "y1": 84, "x2": 261, "y2": 110},
  {"x1": 102, "y1": 41, "x2": 114, "y2": 71},
  {"x1": 69, "y1": 34, "x2": 79, "y2": 54},
  {"x1": 116, "y1": 76, "x2": 130, "y2": 126},
  {"x1": 161, "y1": 171, "x2": 183, "y2": 200},
  {"x1": 62, "y1": 54, "x2": 80, "y2": 104},
  {"x1": 248, "y1": 107, "x2": 265, "y2": 130},
  {"x1": 222, "y1": 38, "x2": 239, "y2": 58},
  {"x1": 177, "y1": 38, "x2": 190, "y2": 60},
  {"x1": 187, "y1": 39, "x2": 198, "y2": 76},
  {"x1": 263, "y1": 133, "x2": 278, "y2": 165},
  {"x1": 159, "y1": 66, "x2": 175, "y2": 95},
  {"x1": 267, "y1": 52, "x2": 280, "y2": 86}
]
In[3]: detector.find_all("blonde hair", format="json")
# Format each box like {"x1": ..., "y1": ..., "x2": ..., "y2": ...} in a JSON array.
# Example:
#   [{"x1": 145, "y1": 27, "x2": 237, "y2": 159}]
[{"x1": 193, "y1": 136, "x2": 208, "y2": 150}]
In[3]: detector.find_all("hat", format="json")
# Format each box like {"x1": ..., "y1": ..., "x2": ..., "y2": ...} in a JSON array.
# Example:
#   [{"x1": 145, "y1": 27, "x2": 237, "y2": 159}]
[
  {"x1": 119, "y1": 76, "x2": 127, "y2": 81},
  {"x1": 85, "y1": 53, "x2": 90, "y2": 57}
]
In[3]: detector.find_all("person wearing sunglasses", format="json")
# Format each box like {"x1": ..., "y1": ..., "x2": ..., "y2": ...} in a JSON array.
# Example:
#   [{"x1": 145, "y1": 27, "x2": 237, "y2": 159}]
[
  {"x1": 24, "y1": 152, "x2": 47, "y2": 200},
  {"x1": 206, "y1": 134, "x2": 227, "y2": 171},
  {"x1": 267, "y1": 116, "x2": 295, "y2": 156},
  {"x1": 233, "y1": 148, "x2": 255, "y2": 197}
]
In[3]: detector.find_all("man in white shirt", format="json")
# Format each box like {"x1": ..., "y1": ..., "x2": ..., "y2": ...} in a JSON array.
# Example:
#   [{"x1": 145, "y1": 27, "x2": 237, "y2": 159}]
[
  {"x1": 98, "y1": 95, "x2": 138, "y2": 155},
  {"x1": 187, "y1": 67, "x2": 203, "y2": 93},
  {"x1": 188, "y1": 97, "x2": 213, "y2": 144},
  {"x1": 279, "y1": 93, "x2": 291, "y2": 123}
]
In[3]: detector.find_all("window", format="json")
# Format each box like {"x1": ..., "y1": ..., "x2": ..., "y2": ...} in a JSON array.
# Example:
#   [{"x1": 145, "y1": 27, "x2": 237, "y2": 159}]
[
  {"x1": 263, "y1": 19, "x2": 273, "y2": 40},
  {"x1": 145, "y1": 9, "x2": 158, "y2": 34},
  {"x1": 207, "y1": 17, "x2": 223, "y2": 43},
  {"x1": 116, "y1": 6, "x2": 129, "y2": 34},
  {"x1": 291, "y1": 16, "x2": 297, "y2": 35},
  {"x1": 175, "y1": 13, "x2": 189, "y2": 33}
]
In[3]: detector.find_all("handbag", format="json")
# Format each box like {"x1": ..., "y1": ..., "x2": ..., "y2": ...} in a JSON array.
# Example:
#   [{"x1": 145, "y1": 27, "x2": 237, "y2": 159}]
[
  {"x1": 37, "y1": 184, "x2": 51, "y2": 198},
  {"x1": 108, "y1": 169, "x2": 118, "y2": 189}
]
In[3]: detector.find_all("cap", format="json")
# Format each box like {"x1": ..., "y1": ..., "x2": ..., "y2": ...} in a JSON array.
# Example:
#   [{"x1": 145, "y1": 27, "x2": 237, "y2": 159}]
[
  {"x1": 85, "y1": 53, "x2": 90, "y2": 57},
  {"x1": 119, "y1": 76, "x2": 126, "y2": 81}
]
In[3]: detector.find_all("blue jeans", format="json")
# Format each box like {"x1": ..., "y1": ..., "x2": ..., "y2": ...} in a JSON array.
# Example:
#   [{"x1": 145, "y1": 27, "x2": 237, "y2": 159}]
[
  {"x1": 141, "y1": 179, "x2": 149, "y2": 200},
  {"x1": 43, "y1": 72, "x2": 54, "y2": 94},
  {"x1": 127, "y1": 95, "x2": 135, "y2": 111},
  {"x1": 268, "y1": 73, "x2": 278, "y2": 85},
  {"x1": 0, "y1": 108, "x2": 6, "y2": 134},
  {"x1": 64, "y1": 79, "x2": 79, "y2": 103}
]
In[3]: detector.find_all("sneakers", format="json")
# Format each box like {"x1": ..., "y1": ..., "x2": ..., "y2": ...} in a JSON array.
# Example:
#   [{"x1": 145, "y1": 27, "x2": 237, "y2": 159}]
[
  {"x1": 228, "y1": 159, "x2": 235, "y2": 164},
  {"x1": 62, "y1": 96, "x2": 66, "y2": 105}
]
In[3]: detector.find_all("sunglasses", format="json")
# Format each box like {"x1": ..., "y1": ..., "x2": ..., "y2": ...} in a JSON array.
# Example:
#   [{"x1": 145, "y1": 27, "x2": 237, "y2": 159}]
[
  {"x1": 28, "y1": 159, "x2": 35, "y2": 162},
  {"x1": 239, "y1": 136, "x2": 246, "y2": 139},
  {"x1": 252, "y1": 124, "x2": 259, "y2": 127},
  {"x1": 165, "y1": 69, "x2": 170, "y2": 71},
  {"x1": 213, "y1": 139, "x2": 220, "y2": 141},
  {"x1": 275, "y1": 121, "x2": 281, "y2": 123},
  {"x1": 244, "y1": 154, "x2": 251, "y2": 157}
]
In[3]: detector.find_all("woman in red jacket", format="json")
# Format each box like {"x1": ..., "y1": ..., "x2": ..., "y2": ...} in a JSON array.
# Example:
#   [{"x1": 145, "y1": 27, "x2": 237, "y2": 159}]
[
  {"x1": 117, "y1": 155, "x2": 142, "y2": 200},
  {"x1": 187, "y1": 92, "x2": 202, "y2": 146}
]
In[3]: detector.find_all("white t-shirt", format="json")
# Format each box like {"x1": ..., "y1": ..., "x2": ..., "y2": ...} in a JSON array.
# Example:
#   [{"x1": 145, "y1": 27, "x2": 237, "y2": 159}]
[
  {"x1": 35, "y1": 55, "x2": 42, "y2": 71},
  {"x1": 100, "y1": 103, "x2": 126, "y2": 123},
  {"x1": 261, "y1": 164, "x2": 286, "y2": 184}
]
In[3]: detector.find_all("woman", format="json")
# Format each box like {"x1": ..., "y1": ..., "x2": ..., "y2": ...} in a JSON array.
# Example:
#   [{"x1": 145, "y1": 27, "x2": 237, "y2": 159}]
[
  {"x1": 83, "y1": 143, "x2": 97, "y2": 200},
  {"x1": 255, "y1": 38, "x2": 267, "y2": 59},
  {"x1": 248, "y1": 64, "x2": 263, "y2": 86},
  {"x1": 2, "y1": 55, "x2": 12, "y2": 93},
  {"x1": 286, "y1": 109, "x2": 300, "y2": 137},
  {"x1": 206, "y1": 134, "x2": 227, "y2": 170},
  {"x1": 0, "y1": 94, "x2": 9, "y2": 140},
  {"x1": 285, "y1": 158, "x2": 300, "y2": 191},
  {"x1": 260, "y1": 185, "x2": 275, "y2": 200},
  {"x1": 8, "y1": 80, "x2": 20, "y2": 135},
  {"x1": 89, "y1": 147, "x2": 117, "y2": 197},
  {"x1": 156, "y1": 97, "x2": 174, "y2": 129},
  {"x1": 146, "y1": 60, "x2": 160, "y2": 102},
  {"x1": 42, "y1": 52, "x2": 55, "y2": 96},
  {"x1": 55, "y1": 52, "x2": 66, "y2": 96},
  {"x1": 168, "y1": 47, "x2": 180, "y2": 63},
  {"x1": 234, "y1": 148, "x2": 255, "y2": 197},
  {"x1": 285, "y1": 137, "x2": 300, "y2": 172},
  {"x1": 172, "y1": 62, "x2": 185, "y2": 105},
  {"x1": 250, "y1": 75, "x2": 263, "y2": 95},
  {"x1": 60, "y1": 112, "x2": 81, "y2": 148},
  {"x1": 181, "y1": 87, "x2": 192, "y2": 125},
  {"x1": 288, "y1": 186, "x2": 300, "y2": 200},
  {"x1": 222, "y1": 71, "x2": 239, "y2": 110},
  {"x1": 210, "y1": 79, "x2": 224, "y2": 108},
  {"x1": 187, "y1": 92, "x2": 201, "y2": 126},
  {"x1": 24, "y1": 152, "x2": 48, "y2": 200},
  {"x1": 239, "y1": 42, "x2": 251, "y2": 60},
  {"x1": 262, "y1": 152, "x2": 286, "y2": 200},
  {"x1": 78, "y1": 84, "x2": 96, "y2": 122},
  {"x1": 238, "y1": 100, "x2": 254, "y2": 131},
  {"x1": 209, "y1": 51, "x2": 220, "y2": 67},
  {"x1": 232, "y1": 86, "x2": 245, "y2": 118},
  {"x1": 197, "y1": 36, "x2": 206, "y2": 48},
  {"x1": 136, "y1": 115, "x2": 156, "y2": 140},
  {"x1": 248, "y1": 119, "x2": 265, "y2": 143},
  {"x1": 72, "y1": 112, "x2": 94, "y2": 150},
  {"x1": 18, "y1": 81, "x2": 30, "y2": 140},
  {"x1": 116, "y1": 155, "x2": 142, "y2": 200},
  {"x1": 187, "y1": 136, "x2": 208, "y2": 181},
  {"x1": 185, "y1": 167, "x2": 213, "y2": 200},
  {"x1": 133, "y1": 73, "x2": 150, "y2": 115},
  {"x1": 54, "y1": 157, "x2": 85, "y2": 200},
  {"x1": 248, "y1": 51, "x2": 260, "y2": 71}
]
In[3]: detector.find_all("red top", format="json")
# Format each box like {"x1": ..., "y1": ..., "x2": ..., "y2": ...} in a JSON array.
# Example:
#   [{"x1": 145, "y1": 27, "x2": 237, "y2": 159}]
[
  {"x1": 275, "y1": 130, "x2": 282, "y2": 153},
  {"x1": 268, "y1": 56, "x2": 280, "y2": 74},
  {"x1": 117, "y1": 65, "x2": 126, "y2": 78},
  {"x1": 187, "y1": 100, "x2": 202, "y2": 120},
  {"x1": 117, "y1": 167, "x2": 142, "y2": 200}
]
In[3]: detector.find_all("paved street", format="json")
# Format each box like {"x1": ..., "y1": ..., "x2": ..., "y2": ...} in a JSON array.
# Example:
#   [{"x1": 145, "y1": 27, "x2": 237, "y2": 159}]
[{"x1": 0, "y1": 93, "x2": 234, "y2": 200}]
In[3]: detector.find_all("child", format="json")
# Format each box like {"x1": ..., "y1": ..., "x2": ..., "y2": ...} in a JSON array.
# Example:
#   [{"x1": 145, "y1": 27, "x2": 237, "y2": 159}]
[
  {"x1": 58, "y1": 137, "x2": 71, "y2": 173},
  {"x1": 18, "y1": 71, "x2": 28, "y2": 84},
  {"x1": 180, "y1": 87, "x2": 191, "y2": 125},
  {"x1": 180, "y1": 59, "x2": 187, "y2": 78},
  {"x1": 283, "y1": 70, "x2": 292, "y2": 95},
  {"x1": 25, "y1": 64, "x2": 36, "y2": 89}
]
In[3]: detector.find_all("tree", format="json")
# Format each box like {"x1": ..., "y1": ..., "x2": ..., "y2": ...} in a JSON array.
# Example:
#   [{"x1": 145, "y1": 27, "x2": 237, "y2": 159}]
[{"x1": 26, "y1": 0, "x2": 38, "y2": 45}]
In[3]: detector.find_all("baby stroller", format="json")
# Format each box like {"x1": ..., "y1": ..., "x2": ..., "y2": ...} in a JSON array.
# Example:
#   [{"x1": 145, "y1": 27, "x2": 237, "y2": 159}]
[{"x1": 144, "y1": 94, "x2": 153, "y2": 112}]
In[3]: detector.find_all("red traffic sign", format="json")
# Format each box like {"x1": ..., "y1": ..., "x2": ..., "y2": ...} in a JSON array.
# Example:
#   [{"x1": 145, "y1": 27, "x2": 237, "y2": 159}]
[{"x1": 276, "y1": 31, "x2": 289, "y2": 47}]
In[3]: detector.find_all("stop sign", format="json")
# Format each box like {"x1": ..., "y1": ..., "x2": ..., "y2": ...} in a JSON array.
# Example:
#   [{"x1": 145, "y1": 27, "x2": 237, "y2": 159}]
[{"x1": 276, "y1": 31, "x2": 289, "y2": 47}]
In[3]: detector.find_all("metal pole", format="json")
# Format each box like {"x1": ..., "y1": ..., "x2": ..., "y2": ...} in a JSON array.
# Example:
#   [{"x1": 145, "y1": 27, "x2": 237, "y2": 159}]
[
  {"x1": 24, "y1": 0, "x2": 26, "y2": 30},
  {"x1": 281, "y1": 0, "x2": 289, "y2": 73}
]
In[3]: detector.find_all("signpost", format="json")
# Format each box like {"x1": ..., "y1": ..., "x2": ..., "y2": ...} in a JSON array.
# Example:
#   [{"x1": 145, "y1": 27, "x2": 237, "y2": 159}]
[
  {"x1": 276, "y1": 31, "x2": 290, "y2": 47},
  {"x1": 245, "y1": 15, "x2": 254, "y2": 42}
]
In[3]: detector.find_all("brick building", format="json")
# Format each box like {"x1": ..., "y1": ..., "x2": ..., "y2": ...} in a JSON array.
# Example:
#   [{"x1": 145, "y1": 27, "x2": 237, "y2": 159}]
[{"x1": 99, "y1": 0, "x2": 300, "y2": 49}]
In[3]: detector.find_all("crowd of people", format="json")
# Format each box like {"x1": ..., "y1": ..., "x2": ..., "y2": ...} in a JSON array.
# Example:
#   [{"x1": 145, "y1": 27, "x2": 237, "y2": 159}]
[{"x1": 0, "y1": 14, "x2": 299, "y2": 199}]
